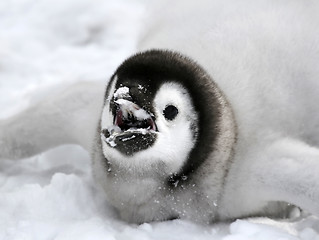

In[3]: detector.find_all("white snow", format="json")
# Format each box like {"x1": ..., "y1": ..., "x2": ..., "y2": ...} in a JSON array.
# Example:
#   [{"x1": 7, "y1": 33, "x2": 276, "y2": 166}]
[
  {"x1": 0, "y1": 0, "x2": 319, "y2": 239},
  {"x1": 114, "y1": 86, "x2": 130, "y2": 99},
  {"x1": 103, "y1": 134, "x2": 117, "y2": 148},
  {"x1": 121, "y1": 135, "x2": 136, "y2": 142},
  {"x1": 114, "y1": 86, "x2": 152, "y2": 120},
  {"x1": 101, "y1": 126, "x2": 121, "y2": 148},
  {"x1": 115, "y1": 98, "x2": 151, "y2": 120}
]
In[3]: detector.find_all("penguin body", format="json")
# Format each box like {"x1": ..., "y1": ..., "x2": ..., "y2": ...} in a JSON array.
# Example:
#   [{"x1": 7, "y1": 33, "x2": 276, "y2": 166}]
[{"x1": 92, "y1": 50, "x2": 236, "y2": 223}]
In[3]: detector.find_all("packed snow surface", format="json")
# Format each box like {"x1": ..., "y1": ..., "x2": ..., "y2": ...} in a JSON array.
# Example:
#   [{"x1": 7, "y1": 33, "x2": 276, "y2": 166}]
[{"x1": 1, "y1": 0, "x2": 319, "y2": 239}]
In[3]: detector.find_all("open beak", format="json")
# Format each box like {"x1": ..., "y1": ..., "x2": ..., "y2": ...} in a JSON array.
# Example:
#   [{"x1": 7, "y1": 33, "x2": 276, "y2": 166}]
[{"x1": 114, "y1": 99, "x2": 157, "y2": 132}]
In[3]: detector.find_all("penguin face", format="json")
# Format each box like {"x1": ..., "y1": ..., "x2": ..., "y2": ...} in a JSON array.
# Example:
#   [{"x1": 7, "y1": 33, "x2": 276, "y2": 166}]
[
  {"x1": 100, "y1": 77, "x2": 198, "y2": 174},
  {"x1": 99, "y1": 50, "x2": 224, "y2": 180}
]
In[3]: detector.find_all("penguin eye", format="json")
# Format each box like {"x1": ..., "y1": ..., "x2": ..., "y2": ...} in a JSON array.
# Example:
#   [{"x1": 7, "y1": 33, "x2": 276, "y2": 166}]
[{"x1": 163, "y1": 105, "x2": 179, "y2": 121}]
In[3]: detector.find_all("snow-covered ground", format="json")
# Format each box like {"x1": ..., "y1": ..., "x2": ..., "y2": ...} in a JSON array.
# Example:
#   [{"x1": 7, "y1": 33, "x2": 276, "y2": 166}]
[{"x1": 0, "y1": 0, "x2": 319, "y2": 239}]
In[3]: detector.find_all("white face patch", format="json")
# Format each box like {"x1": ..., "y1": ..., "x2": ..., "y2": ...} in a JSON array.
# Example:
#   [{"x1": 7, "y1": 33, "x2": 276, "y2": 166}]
[
  {"x1": 100, "y1": 80, "x2": 198, "y2": 175},
  {"x1": 151, "y1": 82, "x2": 199, "y2": 173}
]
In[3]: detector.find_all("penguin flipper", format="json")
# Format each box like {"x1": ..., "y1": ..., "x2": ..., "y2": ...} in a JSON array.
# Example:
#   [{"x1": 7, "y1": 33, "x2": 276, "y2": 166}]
[
  {"x1": 0, "y1": 81, "x2": 105, "y2": 159},
  {"x1": 244, "y1": 138, "x2": 319, "y2": 217}
]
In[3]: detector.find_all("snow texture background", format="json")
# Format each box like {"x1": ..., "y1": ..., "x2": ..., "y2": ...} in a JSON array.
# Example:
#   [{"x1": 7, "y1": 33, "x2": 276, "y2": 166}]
[{"x1": 0, "y1": 0, "x2": 319, "y2": 239}]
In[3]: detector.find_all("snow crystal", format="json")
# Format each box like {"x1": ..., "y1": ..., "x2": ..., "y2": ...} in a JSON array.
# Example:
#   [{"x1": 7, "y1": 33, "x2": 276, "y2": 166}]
[
  {"x1": 114, "y1": 86, "x2": 130, "y2": 99},
  {"x1": 106, "y1": 137, "x2": 117, "y2": 147},
  {"x1": 115, "y1": 98, "x2": 151, "y2": 120},
  {"x1": 126, "y1": 128, "x2": 151, "y2": 135},
  {"x1": 121, "y1": 135, "x2": 136, "y2": 142},
  {"x1": 101, "y1": 128, "x2": 119, "y2": 148},
  {"x1": 181, "y1": 175, "x2": 188, "y2": 181}
]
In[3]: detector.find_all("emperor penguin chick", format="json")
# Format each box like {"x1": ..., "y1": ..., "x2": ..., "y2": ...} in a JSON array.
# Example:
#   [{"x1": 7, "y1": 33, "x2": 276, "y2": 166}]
[
  {"x1": 92, "y1": 49, "x2": 236, "y2": 224},
  {"x1": 93, "y1": 47, "x2": 319, "y2": 224}
]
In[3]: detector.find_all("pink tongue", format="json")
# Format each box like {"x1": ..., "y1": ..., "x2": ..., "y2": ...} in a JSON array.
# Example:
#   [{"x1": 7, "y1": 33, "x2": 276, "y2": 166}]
[
  {"x1": 115, "y1": 110, "x2": 123, "y2": 127},
  {"x1": 148, "y1": 119, "x2": 156, "y2": 131}
]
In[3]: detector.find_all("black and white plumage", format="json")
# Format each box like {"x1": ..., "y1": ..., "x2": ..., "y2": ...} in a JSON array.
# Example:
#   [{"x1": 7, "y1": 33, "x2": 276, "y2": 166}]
[
  {"x1": 92, "y1": 50, "x2": 236, "y2": 223},
  {"x1": 1, "y1": 0, "x2": 319, "y2": 225}
]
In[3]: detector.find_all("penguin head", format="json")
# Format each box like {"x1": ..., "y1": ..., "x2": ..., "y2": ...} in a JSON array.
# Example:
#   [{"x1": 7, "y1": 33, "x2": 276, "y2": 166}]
[{"x1": 100, "y1": 50, "x2": 226, "y2": 181}]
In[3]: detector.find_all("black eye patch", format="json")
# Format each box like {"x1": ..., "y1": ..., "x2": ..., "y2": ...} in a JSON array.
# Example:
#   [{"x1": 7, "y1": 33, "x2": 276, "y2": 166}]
[{"x1": 163, "y1": 105, "x2": 179, "y2": 121}]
